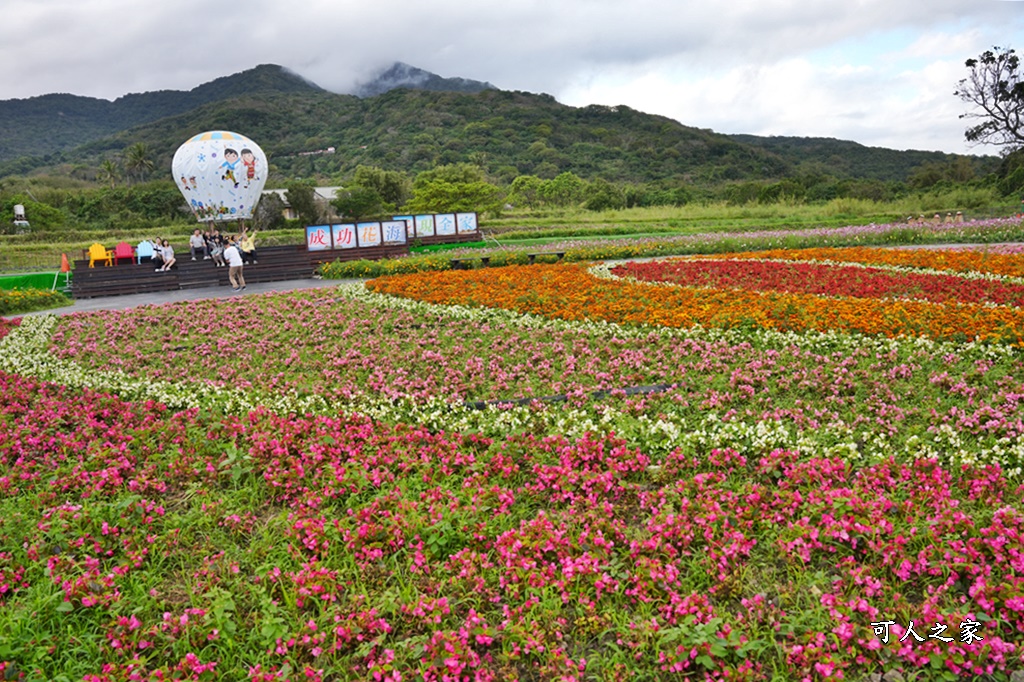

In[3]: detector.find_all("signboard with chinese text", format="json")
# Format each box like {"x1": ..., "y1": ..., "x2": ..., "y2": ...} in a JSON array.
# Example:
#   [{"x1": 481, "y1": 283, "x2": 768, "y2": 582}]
[
  {"x1": 306, "y1": 211, "x2": 478, "y2": 252},
  {"x1": 456, "y1": 213, "x2": 478, "y2": 233},
  {"x1": 414, "y1": 215, "x2": 435, "y2": 237},
  {"x1": 306, "y1": 225, "x2": 331, "y2": 251},
  {"x1": 382, "y1": 220, "x2": 408, "y2": 244},
  {"x1": 393, "y1": 215, "x2": 414, "y2": 238},
  {"x1": 436, "y1": 214, "x2": 457, "y2": 236},
  {"x1": 358, "y1": 222, "x2": 381, "y2": 247},
  {"x1": 332, "y1": 223, "x2": 357, "y2": 249}
]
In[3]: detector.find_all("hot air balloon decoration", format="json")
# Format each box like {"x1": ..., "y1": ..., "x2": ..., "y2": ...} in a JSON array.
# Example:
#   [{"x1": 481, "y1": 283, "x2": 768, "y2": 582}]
[{"x1": 171, "y1": 131, "x2": 268, "y2": 224}]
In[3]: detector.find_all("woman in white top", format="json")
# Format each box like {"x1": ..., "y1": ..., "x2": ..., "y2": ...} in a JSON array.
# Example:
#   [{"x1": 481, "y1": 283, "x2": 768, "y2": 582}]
[{"x1": 156, "y1": 240, "x2": 176, "y2": 272}]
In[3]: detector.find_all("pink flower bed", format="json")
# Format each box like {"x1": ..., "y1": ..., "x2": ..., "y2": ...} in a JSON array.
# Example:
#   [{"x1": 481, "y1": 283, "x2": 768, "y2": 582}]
[{"x1": 1, "y1": 369, "x2": 1022, "y2": 679}]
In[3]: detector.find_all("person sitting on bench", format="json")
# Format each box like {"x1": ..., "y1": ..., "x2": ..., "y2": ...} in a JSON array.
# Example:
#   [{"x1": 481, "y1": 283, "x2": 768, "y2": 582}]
[{"x1": 156, "y1": 239, "x2": 176, "y2": 272}]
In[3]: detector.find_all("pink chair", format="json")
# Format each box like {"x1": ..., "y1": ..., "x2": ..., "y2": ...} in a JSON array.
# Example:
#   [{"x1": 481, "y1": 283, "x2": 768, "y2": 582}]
[{"x1": 112, "y1": 241, "x2": 134, "y2": 265}]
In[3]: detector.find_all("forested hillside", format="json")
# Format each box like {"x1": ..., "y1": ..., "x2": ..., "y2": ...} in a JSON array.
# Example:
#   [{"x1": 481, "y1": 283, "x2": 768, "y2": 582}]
[
  {"x1": 0, "y1": 64, "x2": 999, "y2": 188},
  {"x1": 727, "y1": 135, "x2": 991, "y2": 182},
  {"x1": 0, "y1": 65, "x2": 322, "y2": 162}
]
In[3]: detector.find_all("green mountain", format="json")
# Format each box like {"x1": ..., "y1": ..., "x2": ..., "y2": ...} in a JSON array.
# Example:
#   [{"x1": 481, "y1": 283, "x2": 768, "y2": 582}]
[
  {"x1": 0, "y1": 64, "x2": 998, "y2": 186},
  {"x1": 353, "y1": 62, "x2": 495, "y2": 97},
  {"x1": 727, "y1": 134, "x2": 991, "y2": 183},
  {"x1": 0, "y1": 65, "x2": 322, "y2": 162}
]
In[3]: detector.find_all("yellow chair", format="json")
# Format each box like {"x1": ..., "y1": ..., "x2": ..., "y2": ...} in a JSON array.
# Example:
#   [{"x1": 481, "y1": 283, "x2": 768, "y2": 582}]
[{"x1": 88, "y1": 242, "x2": 112, "y2": 267}]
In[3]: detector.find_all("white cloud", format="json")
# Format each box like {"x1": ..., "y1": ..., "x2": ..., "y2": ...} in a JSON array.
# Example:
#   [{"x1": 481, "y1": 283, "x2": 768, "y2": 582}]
[{"x1": 1, "y1": 0, "x2": 1021, "y2": 153}]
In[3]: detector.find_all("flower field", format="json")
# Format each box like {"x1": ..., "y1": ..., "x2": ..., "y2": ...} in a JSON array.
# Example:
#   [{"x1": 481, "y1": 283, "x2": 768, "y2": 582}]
[
  {"x1": 610, "y1": 259, "x2": 1024, "y2": 307},
  {"x1": 318, "y1": 217, "x2": 1024, "y2": 279},
  {"x1": 367, "y1": 261, "x2": 1024, "y2": 344},
  {"x1": 694, "y1": 247, "x2": 1024, "y2": 279},
  {"x1": 2, "y1": 243, "x2": 1024, "y2": 679}
]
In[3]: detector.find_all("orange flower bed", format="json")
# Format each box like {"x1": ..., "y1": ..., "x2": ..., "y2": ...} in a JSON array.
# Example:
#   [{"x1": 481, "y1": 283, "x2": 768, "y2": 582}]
[
  {"x1": 691, "y1": 246, "x2": 1024, "y2": 278},
  {"x1": 367, "y1": 264, "x2": 1024, "y2": 344}
]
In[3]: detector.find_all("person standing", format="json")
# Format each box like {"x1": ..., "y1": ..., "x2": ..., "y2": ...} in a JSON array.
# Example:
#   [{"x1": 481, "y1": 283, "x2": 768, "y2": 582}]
[{"x1": 223, "y1": 238, "x2": 245, "y2": 291}]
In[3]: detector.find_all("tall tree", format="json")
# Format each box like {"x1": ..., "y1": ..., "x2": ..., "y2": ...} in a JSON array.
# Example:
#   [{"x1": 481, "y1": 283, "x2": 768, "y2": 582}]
[
  {"x1": 122, "y1": 142, "x2": 155, "y2": 185},
  {"x1": 332, "y1": 187, "x2": 384, "y2": 220},
  {"x1": 284, "y1": 180, "x2": 321, "y2": 225},
  {"x1": 98, "y1": 158, "x2": 121, "y2": 189},
  {"x1": 955, "y1": 46, "x2": 1024, "y2": 152},
  {"x1": 352, "y1": 165, "x2": 411, "y2": 208},
  {"x1": 253, "y1": 192, "x2": 286, "y2": 230}
]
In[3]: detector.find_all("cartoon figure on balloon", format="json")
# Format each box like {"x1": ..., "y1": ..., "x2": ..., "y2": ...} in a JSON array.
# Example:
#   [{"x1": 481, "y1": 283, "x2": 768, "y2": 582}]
[
  {"x1": 241, "y1": 148, "x2": 258, "y2": 188},
  {"x1": 220, "y1": 148, "x2": 241, "y2": 188}
]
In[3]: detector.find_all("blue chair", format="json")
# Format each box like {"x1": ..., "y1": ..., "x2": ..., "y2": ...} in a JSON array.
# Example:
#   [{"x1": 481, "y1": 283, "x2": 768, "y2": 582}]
[{"x1": 136, "y1": 240, "x2": 154, "y2": 265}]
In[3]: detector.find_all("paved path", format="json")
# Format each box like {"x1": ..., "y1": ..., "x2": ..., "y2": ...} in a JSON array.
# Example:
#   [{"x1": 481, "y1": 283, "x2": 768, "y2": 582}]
[{"x1": 11, "y1": 277, "x2": 355, "y2": 318}]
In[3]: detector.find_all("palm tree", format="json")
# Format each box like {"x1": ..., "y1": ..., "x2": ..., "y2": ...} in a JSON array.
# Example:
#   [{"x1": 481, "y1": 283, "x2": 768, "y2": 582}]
[
  {"x1": 98, "y1": 158, "x2": 121, "y2": 189},
  {"x1": 123, "y1": 142, "x2": 155, "y2": 186}
]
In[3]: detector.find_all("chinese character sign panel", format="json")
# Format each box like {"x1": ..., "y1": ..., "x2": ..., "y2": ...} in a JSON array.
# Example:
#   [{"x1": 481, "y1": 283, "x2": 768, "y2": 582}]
[
  {"x1": 436, "y1": 214, "x2": 457, "y2": 236},
  {"x1": 358, "y1": 222, "x2": 382, "y2": 247},
  {"x1": 332, "y1": 224, "x2": 357, "y2": 249},
  {"x1": 393, "y1": 215, "x2": 414, "y2": 238},
  {"x1": 456, "y1": 213, "x2": 478, "y2": 233},
  {"x1": 382, "y1": 221, "x2": 408, "y2": 245},
  {"x1": 415, "y1": 215, "x2": 435, "y2": 237},
  {"x1": 306, "y1": 225, "x2": 331, "y2": 251}
]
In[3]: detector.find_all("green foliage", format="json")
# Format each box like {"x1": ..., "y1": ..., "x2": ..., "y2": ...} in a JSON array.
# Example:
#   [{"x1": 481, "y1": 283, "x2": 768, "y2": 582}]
[
  {"x1": 996, "y1": 149, "x2": 1024, "y2": 197},
  {"x1": 121, "y1": 142, "x2": 155, "y2": 185},
  {"x1": 352, "y1": 165, "x2": 411, "y2": 207},
  {"x1": 405, "y1": 180, "x2": 503, "y2": 215},
  {"x1": 413, "y1": 163, "x2": 487, "y2": 186},
  {"x1": 0, "y1": 195, "x2": 67, "y2": 232},
  {"x1": 540, "y1": 172, "x2": 587, "y2": 207},
  {"x1": 97, "y1": 158, "x2": 121, "y2": 189},
  {"x1": 730, "y1": 134, "x2": 998, "y2": 182},
  {"x1": 284, "y1": 179, "x2": 321, "y2": 225},
  {"x1": 332, "y1": 186, "x2": 385, "y2": 220},
  {"x1": 405, "y1": 164, "x2": 503, "y2": 214},
  {"x1": 909, "y1": 158, "x2": 977, "y2": 189},
  {"x1": 252, "y1": 191, "x2": 286, "y2": 230},
  {"x1": 506, "y1": 175, "x2": 545, "y2": 209},
  {"x1": 318, "y1": 254, "x2": 452, "y2": 278},
  {"x1": 584, "y1": 178, "x2": 626, "y2": 211},
  {"x1": 55, "y1": 181, "x2": 188, "y2": 224}
]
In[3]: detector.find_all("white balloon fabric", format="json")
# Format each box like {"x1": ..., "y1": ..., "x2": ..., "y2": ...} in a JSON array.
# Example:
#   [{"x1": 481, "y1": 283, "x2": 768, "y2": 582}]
[{"x1": 171, "y1": 131, "x2": 268, "y2": 223}]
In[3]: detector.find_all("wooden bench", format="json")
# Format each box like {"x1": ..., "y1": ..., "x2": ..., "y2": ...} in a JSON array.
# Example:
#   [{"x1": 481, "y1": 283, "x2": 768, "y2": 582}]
[
  {"x1": 526, "y1": 251, "x2": 565, "y2": 264},
  {"x1": 449, "y1": 251, "x2": 567, "y2": 270},
  {"x1": 449, "y1": 256, "x2": 491, "y2": 270}
]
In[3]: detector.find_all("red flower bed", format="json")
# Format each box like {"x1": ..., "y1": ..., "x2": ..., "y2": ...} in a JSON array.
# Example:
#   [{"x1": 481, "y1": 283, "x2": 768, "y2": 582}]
[{"x1": 612, "y1": 258, "x2": 1024, "y2": 306}]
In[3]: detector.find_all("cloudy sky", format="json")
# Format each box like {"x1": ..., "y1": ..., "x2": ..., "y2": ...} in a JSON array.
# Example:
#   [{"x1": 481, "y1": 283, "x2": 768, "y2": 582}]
[{"x1": 4, "y1": 0, "x2": 1023, "y2": 155}]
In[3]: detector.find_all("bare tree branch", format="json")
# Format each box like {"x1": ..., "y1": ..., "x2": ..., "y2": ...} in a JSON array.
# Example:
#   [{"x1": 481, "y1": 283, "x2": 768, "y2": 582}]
[{"x1": 955, "y1": 47, "x2": 1024, "y2": 152}]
